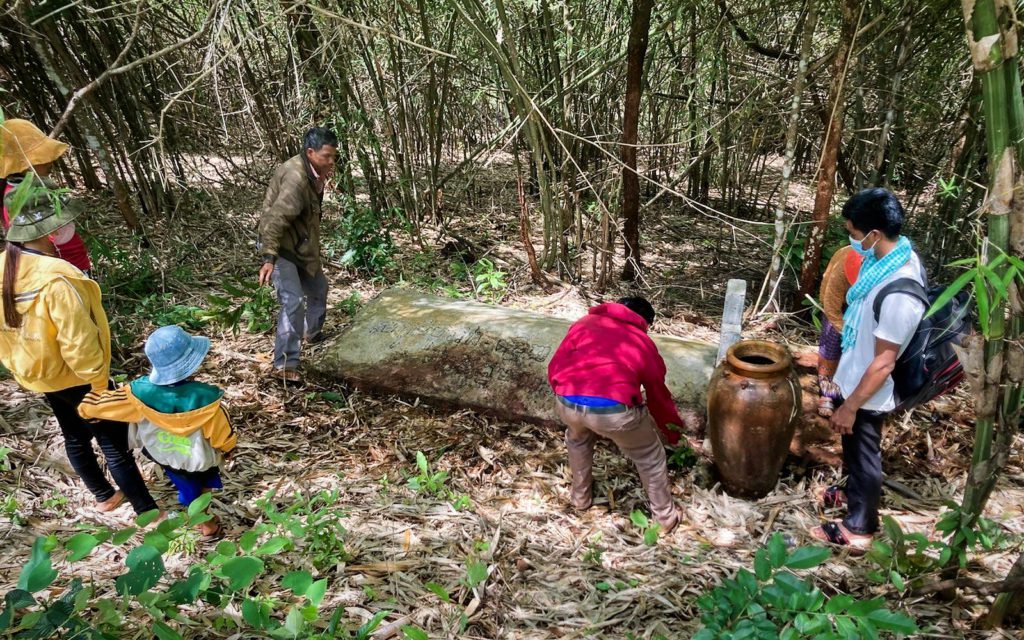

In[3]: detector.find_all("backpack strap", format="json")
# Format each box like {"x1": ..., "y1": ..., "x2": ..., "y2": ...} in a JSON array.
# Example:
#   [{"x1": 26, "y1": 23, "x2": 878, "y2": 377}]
[{"x1": 872, "y1": 278, "x2": 929, "y2": 324}]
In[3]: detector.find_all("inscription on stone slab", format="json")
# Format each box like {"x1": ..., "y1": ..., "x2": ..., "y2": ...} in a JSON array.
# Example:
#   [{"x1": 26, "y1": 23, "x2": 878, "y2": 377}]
[{"x1": 312, "y1": 289, "x2": 719, "y2": 424}]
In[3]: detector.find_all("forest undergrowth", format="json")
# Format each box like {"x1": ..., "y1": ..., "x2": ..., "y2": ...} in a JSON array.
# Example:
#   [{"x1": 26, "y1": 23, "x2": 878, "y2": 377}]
[{"x1": 0, "y1": 160, "x2": 1021, "y2": 639}]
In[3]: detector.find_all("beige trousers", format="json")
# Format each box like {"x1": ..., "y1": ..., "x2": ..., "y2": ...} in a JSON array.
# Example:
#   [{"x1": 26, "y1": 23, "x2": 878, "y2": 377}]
[{"x1": 555, "y1": 399, "x2": 677, "y2": 527}]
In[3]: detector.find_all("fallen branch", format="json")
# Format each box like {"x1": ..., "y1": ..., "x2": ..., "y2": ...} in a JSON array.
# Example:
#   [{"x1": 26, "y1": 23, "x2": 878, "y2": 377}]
[{"x1": 911, "y1": 575, "x2": 1024, "y2": 597}]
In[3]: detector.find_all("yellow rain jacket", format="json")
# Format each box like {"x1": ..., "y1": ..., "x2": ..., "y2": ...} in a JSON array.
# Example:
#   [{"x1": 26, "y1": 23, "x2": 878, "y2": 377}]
[
  {"x1": 0, "y1": 250, "x2": 110, "y2": 392},
  {"x1": 79, "y1": 381, "x2": 236, "y2": 473}
]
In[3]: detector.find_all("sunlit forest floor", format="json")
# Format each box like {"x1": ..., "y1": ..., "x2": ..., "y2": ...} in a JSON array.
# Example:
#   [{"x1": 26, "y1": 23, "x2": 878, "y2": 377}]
[{"x1": 1, "y1": 158, "x2": 1022, "y2": 638}]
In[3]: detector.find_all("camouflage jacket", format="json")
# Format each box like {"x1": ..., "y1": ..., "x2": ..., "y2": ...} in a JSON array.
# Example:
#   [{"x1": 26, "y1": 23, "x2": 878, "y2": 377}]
[{"x1": 257, "y1": 154, "x2": 324, "y2": 276}]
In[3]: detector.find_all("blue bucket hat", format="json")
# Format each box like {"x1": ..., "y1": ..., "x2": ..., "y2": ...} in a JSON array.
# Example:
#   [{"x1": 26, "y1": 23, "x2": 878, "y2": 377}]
[{"x1": 144, "y1": 325, "x2": 211, "y2": 386}]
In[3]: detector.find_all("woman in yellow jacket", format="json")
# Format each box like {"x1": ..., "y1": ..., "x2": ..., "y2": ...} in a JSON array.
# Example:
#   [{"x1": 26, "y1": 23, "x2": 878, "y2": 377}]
[{"x1": 0, "y1": 184, "x2": 157, "y2": 514}]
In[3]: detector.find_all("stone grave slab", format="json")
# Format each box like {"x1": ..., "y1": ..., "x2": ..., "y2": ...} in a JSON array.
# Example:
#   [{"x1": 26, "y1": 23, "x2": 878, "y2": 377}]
[{"x1": 311, "y1": 288, "x2": 719, "y2": 425}]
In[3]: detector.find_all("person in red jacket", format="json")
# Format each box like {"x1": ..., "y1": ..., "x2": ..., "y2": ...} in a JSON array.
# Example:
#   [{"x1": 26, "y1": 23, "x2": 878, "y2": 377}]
[
  {"x1": 548, "y1": 297, "x2": 683, "y2": 532},
  {"x1": 0, "y1": 119, "x2": 91, "y2": 275}
]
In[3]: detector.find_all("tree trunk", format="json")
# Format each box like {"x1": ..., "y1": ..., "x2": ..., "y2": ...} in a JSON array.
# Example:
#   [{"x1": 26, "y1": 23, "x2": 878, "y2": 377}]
[
  {"x1": 795, "y1": 0, "x2": 860, "y2": 308},
  {"x1": 758, "y1": 3, "x2": 817, "y2": 314},
  {"x1": 620, "y1": 0, "x2": 655, "y2": 282},
  {"x1": 868, "y1": 4, "x2": 913, "y2": 187},
  {"x1": 989, "y1": 550, "x2": 1024, "y2": 627}
]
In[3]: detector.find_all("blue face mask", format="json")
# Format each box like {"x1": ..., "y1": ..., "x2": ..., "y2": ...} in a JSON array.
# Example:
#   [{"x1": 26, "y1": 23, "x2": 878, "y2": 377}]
[{"x1": 849, "y1": 232, "x2": 876, "y2": 258}]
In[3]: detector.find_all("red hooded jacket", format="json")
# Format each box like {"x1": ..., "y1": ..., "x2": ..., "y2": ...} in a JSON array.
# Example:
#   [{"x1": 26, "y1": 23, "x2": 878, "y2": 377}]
[{"x1": 548, "y1": 303, "x2": 683, "y2": 444}]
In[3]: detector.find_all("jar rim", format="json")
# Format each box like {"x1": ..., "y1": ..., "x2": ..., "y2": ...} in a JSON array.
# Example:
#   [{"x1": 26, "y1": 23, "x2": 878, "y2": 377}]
[{"x1": 725, "y1": 339, "x2": 792, "y2": 376}]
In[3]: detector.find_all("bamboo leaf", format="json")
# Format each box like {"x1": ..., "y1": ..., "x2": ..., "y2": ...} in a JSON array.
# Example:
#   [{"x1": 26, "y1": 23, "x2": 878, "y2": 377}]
[
  {"x1": 980, "y1": 264, "x2": 1008, "y2": 306},
  {"x1": 946, "y1": 257, "x2": 981, "y2": 267},
  {"x1": 925, "y1": 268, "x2": 976, "y2": 319},
  {"x1": 1001, "y1": 265, "x2": 1018, "y2": 292},
  {"x1": 401, "y1": 626, "x2": 429, "y2": 640}
]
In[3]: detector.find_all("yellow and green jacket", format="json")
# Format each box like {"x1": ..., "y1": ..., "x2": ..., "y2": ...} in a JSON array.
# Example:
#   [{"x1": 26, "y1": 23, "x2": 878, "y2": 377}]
[
  {"x1": 79, "y1": 378, "x2": 236, "y2": 473},
  {"x1": 0, "y1": 250, "x2": 110, "y2": 392}
]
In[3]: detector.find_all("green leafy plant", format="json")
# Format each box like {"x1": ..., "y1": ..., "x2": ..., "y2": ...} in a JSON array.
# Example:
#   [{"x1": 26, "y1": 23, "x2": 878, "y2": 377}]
[
  {"x1": 867, "y1": 510, "x2": 1011, "y2": 593},
  {"x1": 582, "y1": 534, "x2": 604, "y2": 565},
  {"x1": 694, "y1": 533, "x2": 917, "y2": 639},
  {"x1": 937, "y1": 176, "x2": 962, "y2": 200},
  {"x1": 450, "y1": 494, "x2": 472, "y2": 511},
  {"x1": 204, "y1": 280, "x2": 276, "y2": 334},
  {"x1": 86, "y1": 235, "x2": 159, "y2": 303},
  {"x1": 0, "y1": 492, "x2": 402, "y2": 639},
  {"x1": 779, "y1": 216, "x2": 849, "y2": 275},
  {"x1": 335, "y1": 292, "x2": 363, "y2": 316},
  {"x1": 595, "y1": 578, "x2": 639, "y2": 592},
  {"x1": 136, "y1": 293, "x2": 207, "y2": 330},
  {"x1": 0, "y1": 447, "x2": 11, "y2": 471},
  {"x1": 323, "y1": 200, "x2": 398, "y2": 275},
  {"x1": 0, "y1": 493, "x2": 23, "y2": 526},
  {"x1": 407, "y1": 451, "x2": 448, "y2": 496},
  {"x1": 471, "y1": 258, "x2": 507, "y2": 299},
  {"x1": 629, "y1": 510, "x2": 661, "y2": 546},
  {"x1": 666, "y1": 444, "x2": 698, "y2": 470},
  {"x1": 41, "y1": 491, "x2": 69, "y2": 514},
  {"x1": 257, "y1": 490, "x2": 350, "y2": 571},
  {"x1": 462, "y1": 559, "x2": 488, "y2": 589}
]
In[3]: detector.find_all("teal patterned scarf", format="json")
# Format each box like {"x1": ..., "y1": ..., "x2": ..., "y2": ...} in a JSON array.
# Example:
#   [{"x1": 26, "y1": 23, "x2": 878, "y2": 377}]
[{"x1": 841, "y1": 235, "x2": 912, "y2": 352}]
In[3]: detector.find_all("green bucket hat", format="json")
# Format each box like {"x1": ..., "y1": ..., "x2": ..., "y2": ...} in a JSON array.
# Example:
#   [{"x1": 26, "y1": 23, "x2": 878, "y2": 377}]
[{"x1": 4, "y1": 180, "x2": 84, "y2": 243}]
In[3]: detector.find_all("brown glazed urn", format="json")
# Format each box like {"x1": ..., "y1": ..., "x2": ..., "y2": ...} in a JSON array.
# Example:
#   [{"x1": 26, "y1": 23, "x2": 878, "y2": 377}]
[{"x1": 706, "y1": 339, "x2": 802, "y2": 499}]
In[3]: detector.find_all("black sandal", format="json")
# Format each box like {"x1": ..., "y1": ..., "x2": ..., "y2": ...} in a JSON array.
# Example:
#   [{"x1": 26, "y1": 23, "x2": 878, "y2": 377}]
[{"x1": 813, "y1": 522, "x2": 870, "y2": 555}]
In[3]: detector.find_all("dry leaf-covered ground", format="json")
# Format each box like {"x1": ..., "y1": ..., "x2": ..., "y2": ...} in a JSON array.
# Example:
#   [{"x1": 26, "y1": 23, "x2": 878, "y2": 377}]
[{"x1": 1, "y1": 162, "x2": 1022, "y2": 638}]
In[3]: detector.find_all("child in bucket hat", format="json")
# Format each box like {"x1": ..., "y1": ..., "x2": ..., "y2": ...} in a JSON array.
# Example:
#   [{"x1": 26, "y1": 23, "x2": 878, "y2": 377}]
[{"x1": 79, "y1": 326, "x2": 236, "y2": 538}]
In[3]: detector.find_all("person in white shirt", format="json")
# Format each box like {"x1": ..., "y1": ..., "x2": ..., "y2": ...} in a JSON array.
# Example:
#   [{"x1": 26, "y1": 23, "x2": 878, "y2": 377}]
[{"x1": 811, "y1": 189, "x2": 925, "y2": 553}]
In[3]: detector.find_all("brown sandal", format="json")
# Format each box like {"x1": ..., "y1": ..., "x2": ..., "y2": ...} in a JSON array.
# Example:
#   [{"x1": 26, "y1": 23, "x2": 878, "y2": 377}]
[{"x1": 270, "y1": 368, "x2": 302, "y2": 383}]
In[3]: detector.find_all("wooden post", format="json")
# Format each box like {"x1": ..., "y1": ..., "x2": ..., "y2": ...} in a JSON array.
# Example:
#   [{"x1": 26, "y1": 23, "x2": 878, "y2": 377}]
[{"x1": 718, "y1": 279, "x2": 747, "y2": 363}]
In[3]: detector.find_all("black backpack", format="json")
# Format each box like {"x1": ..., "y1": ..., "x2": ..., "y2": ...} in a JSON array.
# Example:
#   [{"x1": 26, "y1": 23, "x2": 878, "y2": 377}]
[{"x1": 872, "y1": 278, "x2": 972, "y2": 411}]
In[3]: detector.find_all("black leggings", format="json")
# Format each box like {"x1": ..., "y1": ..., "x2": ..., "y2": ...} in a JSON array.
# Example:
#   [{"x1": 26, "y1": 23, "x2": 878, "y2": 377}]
[{"x1": 43, "y1": 384, "x2": 158, "y2": 514}]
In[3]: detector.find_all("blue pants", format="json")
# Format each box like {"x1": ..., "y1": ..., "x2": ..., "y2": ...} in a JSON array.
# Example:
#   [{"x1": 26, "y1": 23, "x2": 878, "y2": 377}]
[
  {"x1": 271, "y1": 257, "x2": 328, "y2": 370},
  {"x1": 162, "y1": 466, "x2": 222, "y2": 506}
]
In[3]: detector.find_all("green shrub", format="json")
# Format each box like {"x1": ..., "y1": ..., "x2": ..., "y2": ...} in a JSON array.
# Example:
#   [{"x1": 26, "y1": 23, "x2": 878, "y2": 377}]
[
  {"x1": 695, "y1": 533, "x2": 917, "y2": 639},
  {"x1": 323, "y1": 199, "x2": 398, "y2": 275},
  {"x1": 204, "y1": 280, "x2": 276, "y2": 334},
  {"x1": 0, "y1": 492, "x2": 390, "y2": 639}
]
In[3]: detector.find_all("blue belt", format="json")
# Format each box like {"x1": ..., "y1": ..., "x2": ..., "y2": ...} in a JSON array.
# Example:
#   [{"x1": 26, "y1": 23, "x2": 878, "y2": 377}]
[{"x1": 558, "y1": 396, "x2": 629, "y2": 415}]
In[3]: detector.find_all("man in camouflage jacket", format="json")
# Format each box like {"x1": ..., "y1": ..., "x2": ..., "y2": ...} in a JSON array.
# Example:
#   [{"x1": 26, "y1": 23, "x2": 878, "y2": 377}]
[{"x1": 257, "y1": 127, "x2": 338, "y2": 382}]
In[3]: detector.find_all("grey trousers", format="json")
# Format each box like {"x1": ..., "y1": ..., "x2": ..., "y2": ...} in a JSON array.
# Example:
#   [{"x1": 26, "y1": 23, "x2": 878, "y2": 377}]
[
  {"x1": 555, "y1": 399, "x2": 677, "y2": 527},
  {"x1": 271, "y1": 257, "x2": 328, "y2": 370}
]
